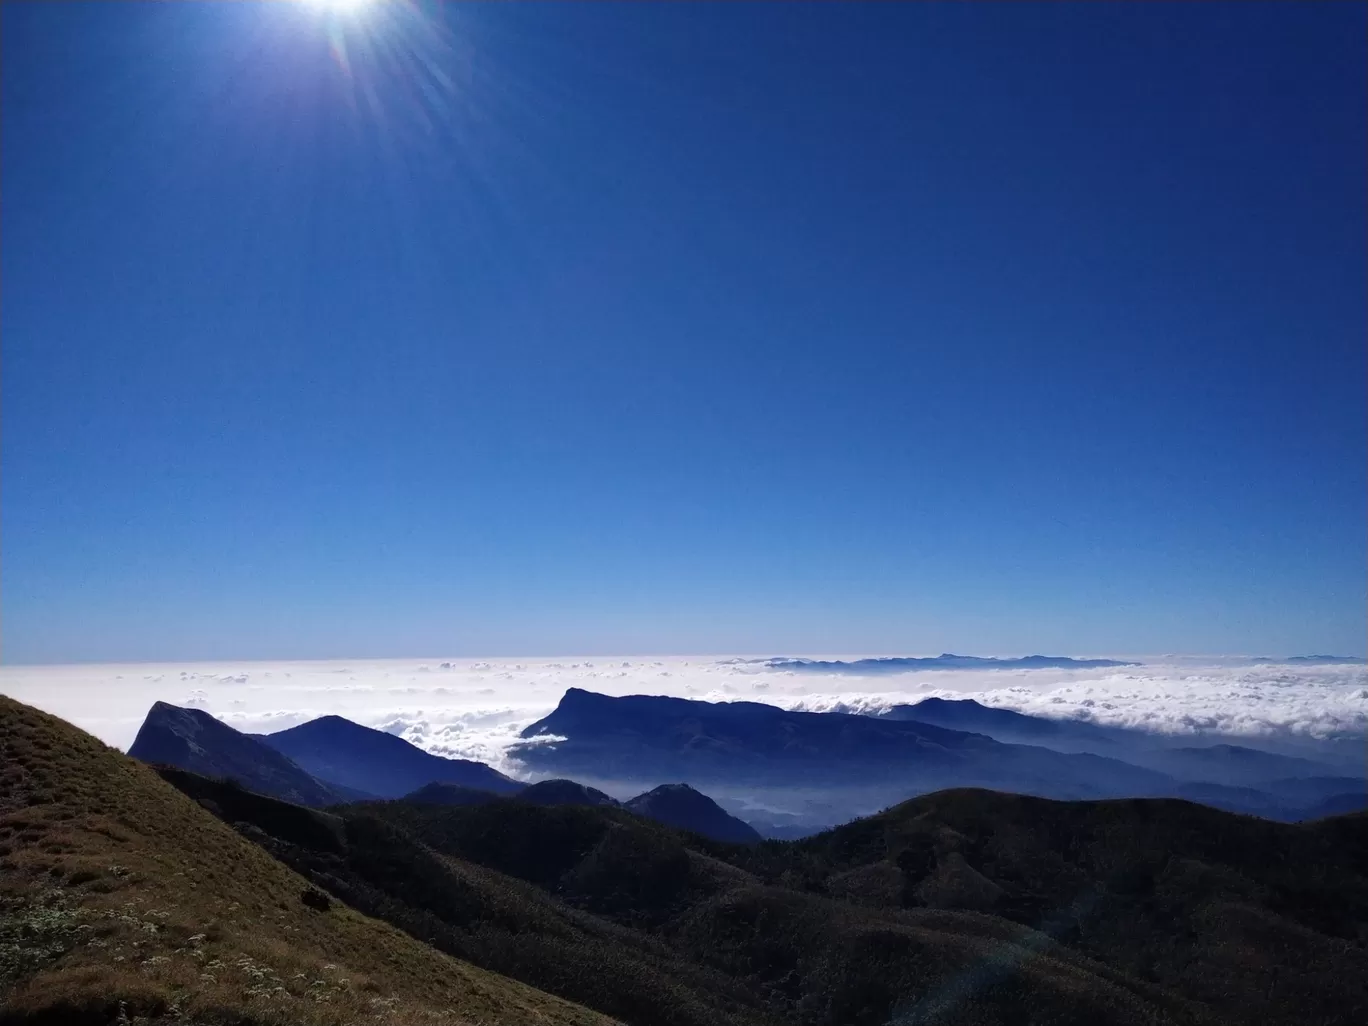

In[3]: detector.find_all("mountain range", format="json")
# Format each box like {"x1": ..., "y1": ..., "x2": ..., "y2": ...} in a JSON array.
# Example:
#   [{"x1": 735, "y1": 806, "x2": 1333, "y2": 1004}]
[
  {"x1": 7, "y1": 692, "x2": 1366, "y2": 1026},
  {"x1": 512, "y1": 688, "x2": 1365, "y2": 827},
  {"x1": 127, "y1": 700, "x2": 352, "y2": 806},
  {"x1": 765, "y1": 653, "x2": 1140, "y2": 673},
  {"x1": 128, "y1": 700, "x2": 760, "y2": 844},
  {"x1": 128, "y1": 689, "x2": 1365, "y2": 847}
]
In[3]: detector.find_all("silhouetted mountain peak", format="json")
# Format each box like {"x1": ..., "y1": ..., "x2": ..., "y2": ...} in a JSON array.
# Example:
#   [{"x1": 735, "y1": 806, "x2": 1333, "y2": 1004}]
[
  {"x1": 262, "y1": 715, "x2": 523, "y2": 799},
  {"x1": 129, "y1": 702, "x2": 345, "y2": 807},
  {"x1": 625, "y1": 783, "x2": 762, "y2": 844}
]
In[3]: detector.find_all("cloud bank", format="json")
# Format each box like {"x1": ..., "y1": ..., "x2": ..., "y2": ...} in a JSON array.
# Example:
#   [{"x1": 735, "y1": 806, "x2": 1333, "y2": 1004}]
[{"x1": 2, "y1": 655, "x2": 1364, "y2": 779}]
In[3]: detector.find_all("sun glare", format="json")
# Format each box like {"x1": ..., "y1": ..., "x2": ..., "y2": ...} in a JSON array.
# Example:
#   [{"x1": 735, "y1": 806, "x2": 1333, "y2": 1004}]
[{"x1": 302, "y1": 0, "x2": 377, "y2": 14}]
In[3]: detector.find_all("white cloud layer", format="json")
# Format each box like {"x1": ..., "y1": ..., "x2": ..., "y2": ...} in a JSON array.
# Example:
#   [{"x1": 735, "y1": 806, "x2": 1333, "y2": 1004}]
[{"x1": 2, "y1": 655, "x2": 1364, "y2": 779}]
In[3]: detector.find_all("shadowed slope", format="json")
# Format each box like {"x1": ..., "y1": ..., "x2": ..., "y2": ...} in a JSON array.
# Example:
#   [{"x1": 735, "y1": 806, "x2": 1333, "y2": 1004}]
[
  {"x1": 0, "y1": 695, "x2": 615, "y2": 1026},
  {"x1": 157, "y1": 769, "x2": 773, "y2": 1026},
  {"x1": 781, "y1": 789, "x2": 1368, "y2": 1026},
  {"x1": 404, "y1": 781, "x2": 506, "y2": 807},
  {"x1": 360, "y1": 799, "x2": 1208, "y2": 1026}
]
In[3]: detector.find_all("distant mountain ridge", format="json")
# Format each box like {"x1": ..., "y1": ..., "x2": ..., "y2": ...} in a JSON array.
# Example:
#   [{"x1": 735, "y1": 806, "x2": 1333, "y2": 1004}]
[
  {"x1": 881, "y1": 696, "x2": 1132, "y2": 749},
  {"x1": 515, "y1": 688, "x2": 1364, "y2": 825},
  {"x1": 513, "y1": 687, "x2": 1173, "y2": 795},
  {"x1": 882, "y1": 696, "x2": 1362, "y2": 809},
  {"x1": 766, "y1": 653, "x2": 1140, "y2": 673},
  {"x1": 128, "y1": 701, "x2": 349, "y2": 806},
  {"x1": 257, "y1": 714, "x2": 523, "y2": 798},
  {"x1": 125, "y1": 702, "x2": 765, "y2": 843}
]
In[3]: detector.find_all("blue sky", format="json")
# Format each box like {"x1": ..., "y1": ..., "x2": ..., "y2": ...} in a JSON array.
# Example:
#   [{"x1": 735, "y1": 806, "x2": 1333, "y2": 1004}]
[{"x1": 2, "y1": 2, "x2": 1364, "y2": 664}]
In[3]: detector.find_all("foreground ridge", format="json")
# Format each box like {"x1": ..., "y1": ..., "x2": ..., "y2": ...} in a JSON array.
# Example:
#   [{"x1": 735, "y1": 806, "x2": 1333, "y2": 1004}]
[{"x1": 0, "y1": 695, "x2": 615, "y2": 1025}]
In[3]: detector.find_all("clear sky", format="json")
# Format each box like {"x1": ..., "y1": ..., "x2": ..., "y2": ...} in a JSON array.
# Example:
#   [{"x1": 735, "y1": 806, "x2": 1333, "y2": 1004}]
[{"x1": 2, "y1": 1, "x2": 1364, "y2": 664}]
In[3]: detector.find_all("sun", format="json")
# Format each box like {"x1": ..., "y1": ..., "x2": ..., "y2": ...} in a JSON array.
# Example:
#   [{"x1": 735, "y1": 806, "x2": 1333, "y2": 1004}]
[{"x1": 300, "y1": 0, "x2": 377, "y2": 14}]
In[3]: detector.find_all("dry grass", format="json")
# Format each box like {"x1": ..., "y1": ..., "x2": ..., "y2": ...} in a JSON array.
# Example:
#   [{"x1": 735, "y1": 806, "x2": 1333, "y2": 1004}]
[{"x1": 0, "y1": 695, "x2": 617, "y2": 1026}]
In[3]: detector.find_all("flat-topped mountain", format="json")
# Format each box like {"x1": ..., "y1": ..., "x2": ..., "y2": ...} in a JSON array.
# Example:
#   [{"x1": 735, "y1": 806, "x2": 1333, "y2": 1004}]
[
  {"x1": 513, "y1": 687, "x2": 1172, "y2": 797},
  {"x1": 128, "y1": 701, "x2": 347, "y2": 806},
  {"x1": 259, "y1": 714, "x2": 523, "y2": 798}
]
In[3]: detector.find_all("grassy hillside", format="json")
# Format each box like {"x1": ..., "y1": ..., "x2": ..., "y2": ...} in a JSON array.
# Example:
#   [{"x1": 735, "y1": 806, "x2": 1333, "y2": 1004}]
[{"x1": 0, "y1": 695, "x2": 615, "y2": 1026}]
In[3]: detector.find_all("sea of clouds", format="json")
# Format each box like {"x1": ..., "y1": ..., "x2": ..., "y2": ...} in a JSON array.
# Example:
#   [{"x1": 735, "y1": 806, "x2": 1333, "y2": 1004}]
[{"x1": 2, "y1": 655, "x2": 1365, "y2": 778}]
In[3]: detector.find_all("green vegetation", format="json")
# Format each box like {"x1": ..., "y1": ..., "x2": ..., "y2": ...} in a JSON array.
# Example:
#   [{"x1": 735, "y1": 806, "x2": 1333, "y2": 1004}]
[{"x1": 0, "y1": 695, "x2": 614, "y2": 1026}]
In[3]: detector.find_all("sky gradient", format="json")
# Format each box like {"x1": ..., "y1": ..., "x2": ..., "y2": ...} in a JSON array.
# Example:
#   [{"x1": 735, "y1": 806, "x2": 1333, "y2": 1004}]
[{"x1": 3, "y1": 2, "x2": 1365, "y2": 664}]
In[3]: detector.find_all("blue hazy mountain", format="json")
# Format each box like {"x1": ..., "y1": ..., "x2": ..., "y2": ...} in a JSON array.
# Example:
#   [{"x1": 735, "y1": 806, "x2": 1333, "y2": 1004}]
[
  {"x1": 766, "y1": 653, "x2": 1140, "y2": 674},
  {"x1": 880, "y1": 697, "x2": 1133, "y2": 750},
  {"x1": 1156, "y1": 744, "x2": 1345, "y2": 787},
  {"x1": 623, "y1": 783, "x2": 763, "y2": 844},
  {"x1": 514, "y1": 689, "x2": 1363, "y2": 823},
  {"x1": 883, "y1": 698, "x2": 1351, "y2": 790},
  {"x1": 881, "y1": 697, "x2": 1363, "y2": 818},
  {"x1": 128, "y1": 702, "x2": 348, "y2": 807},
  {"x1": 513, "y1": 688, "x2": 1172, "y2": 798},
  {"x1": 1284, "y1": 655, "x2": 1367, "y2": 664},
  {"x1": 258, "y1": 715, "x2": 523, "y2": 799},
  {"x1": 1297, "y1": 791, "x2": 1368, "y2": 818}
]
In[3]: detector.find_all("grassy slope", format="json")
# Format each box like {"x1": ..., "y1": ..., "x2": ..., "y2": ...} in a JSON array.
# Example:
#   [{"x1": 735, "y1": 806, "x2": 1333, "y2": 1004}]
[{"x1": 0, "y1": 695, "x2": 616, "y2": 1026}]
